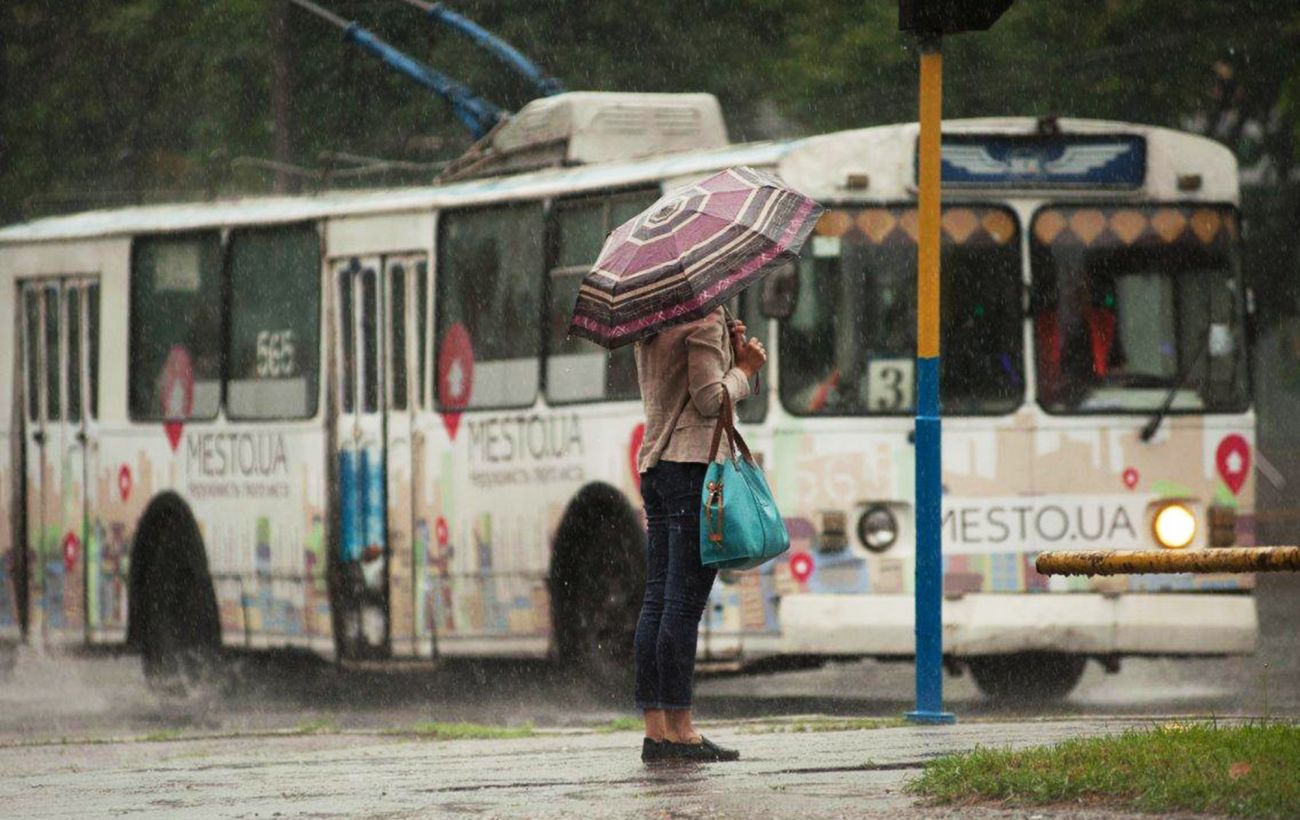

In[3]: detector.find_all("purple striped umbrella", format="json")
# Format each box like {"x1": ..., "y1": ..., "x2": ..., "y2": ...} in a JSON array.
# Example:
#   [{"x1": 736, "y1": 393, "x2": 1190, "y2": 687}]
[{"x1": 567, "y1": 166, "x2": 823, "y2": 349}]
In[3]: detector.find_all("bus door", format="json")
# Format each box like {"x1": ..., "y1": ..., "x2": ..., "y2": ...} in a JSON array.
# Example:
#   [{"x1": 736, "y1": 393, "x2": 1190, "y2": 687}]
[
  {"x1": 331, "y1": 258, "x2": 389, "y2": 657},
  {"x1": 381, "y1": 255, "x2": 426, "y2": 655},
  {"x1": 18, "y1": 278, "x2": 98, "y2": 640}
]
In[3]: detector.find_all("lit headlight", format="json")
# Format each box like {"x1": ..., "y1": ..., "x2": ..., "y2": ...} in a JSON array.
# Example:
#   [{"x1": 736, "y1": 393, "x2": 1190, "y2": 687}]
[
  {"x1": 1153, "y1": 503, "x2": 1197, "y2": 549},
  {"x1": 858, "y1": 506, "x2": 898, "y2": 552}
]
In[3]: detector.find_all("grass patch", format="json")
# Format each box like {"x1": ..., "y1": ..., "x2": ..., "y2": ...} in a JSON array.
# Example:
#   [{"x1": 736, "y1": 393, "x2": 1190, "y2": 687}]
[
  {"x1": 384, "y1": 721, "x2": 534, "y2": 741},
  {"x1": 295, "y1": 716, "x2": 338, "y2": 734},
  {"x1": 595, "y1": 716, "x2": 643, "y2": 734},
  {"x1": 908, "y1": 722, "x2": 1300, "y2": 818},
  {"x1": 740, "y1": 717, "x2": 905, "y2": 735},
  {"x1": 141, "y1": 728, "x2": 187, "y2": 743}
]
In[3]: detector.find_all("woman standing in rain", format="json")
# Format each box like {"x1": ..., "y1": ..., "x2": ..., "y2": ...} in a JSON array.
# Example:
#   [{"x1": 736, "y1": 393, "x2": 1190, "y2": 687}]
[
  {"x1": 567, "y1": 166, "x2": 821, "y2": 763},
  {"x1": 631, "y1": 309, "x2": 766, "y2": 762}
]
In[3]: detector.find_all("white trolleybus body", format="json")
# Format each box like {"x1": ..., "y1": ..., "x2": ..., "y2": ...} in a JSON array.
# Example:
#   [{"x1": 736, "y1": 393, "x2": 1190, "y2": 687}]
[{"x1": 0, "y1": 93, "x2": 1254, "y2": 699}]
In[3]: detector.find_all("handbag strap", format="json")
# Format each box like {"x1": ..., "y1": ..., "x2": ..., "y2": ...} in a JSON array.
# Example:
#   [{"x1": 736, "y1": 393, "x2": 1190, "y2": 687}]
[
  {"x1": 707, "y1": 390, "x2": 754, "y2": 464},
  {"x1": 707, "y1": 391, "x2": 731, "y2": 463}
]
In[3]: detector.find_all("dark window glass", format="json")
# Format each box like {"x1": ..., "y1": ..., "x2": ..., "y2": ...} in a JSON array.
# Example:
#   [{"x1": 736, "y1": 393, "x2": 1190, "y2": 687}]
[
  {"x1": 1030, "y1": 205, "x2": 1247, "y2": 414},
  {"x1": 546, "y1": 190, "x2": 659, "y2": 404},
  {"x1": 361, "y1": 269, "x2": 379, "y2": 414},
  {"x1": 437, "y1": 203, "x2": 545, "y2": 409},
  {"x1": 226, "y1": 225, "x2": 321, "y2": 419},
  {"x1": 87, "y1": 284, "x2": 99, "y2": 419},
  {"x1": 337, "y1": 265, "x2": 356, "y2": 413},
  {"x1": 67, "y1": 287, "x2": 82, "y2": 423},
  {"x1": 24, "y1": 289, "x2": 39, "y2": 421},
  {"x1": 44, "y1": 287, "x2": 60, "y2": 420},
  {"x1": 389, "y1": 262, "x2": 408, "y2": 411},
  {"x1": 130, "y1": 233, "x2": 223, "y2": 420},
  {"x1": 780, "y1": 206, "x2": 1023, "y2": 416},
  {"x1": 416, "y1": 260, "x2": 429, "y2": 409}
]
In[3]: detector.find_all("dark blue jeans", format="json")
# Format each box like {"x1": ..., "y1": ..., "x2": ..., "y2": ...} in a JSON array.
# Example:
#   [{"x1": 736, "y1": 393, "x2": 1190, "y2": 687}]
[{"x1": 634, "y1": 460, "x2": 717, "y2": 711}]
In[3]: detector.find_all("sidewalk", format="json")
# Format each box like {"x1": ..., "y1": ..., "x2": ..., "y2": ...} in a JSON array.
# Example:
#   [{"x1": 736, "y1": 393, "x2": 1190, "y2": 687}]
[{"x1": 0, "y1": 716, "x2": 1195, "y2": 818}]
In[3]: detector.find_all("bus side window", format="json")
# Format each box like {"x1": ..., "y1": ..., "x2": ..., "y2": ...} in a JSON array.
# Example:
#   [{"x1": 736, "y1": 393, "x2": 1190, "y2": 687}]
[
  {"x1": 388, "y1": 260, "x2": 408, "y2": 411},
  {"x1": 67, "y1": 286, "x2": 81, "y2": 423},
  {"x1": 546, "y1": 190, "x2": 658, "y2": 404},
  {"x1": 24, "y1": 289, "x2": 40, "y2": 421},
  {"x1": 87, "y1": 283, "x2": 99, "y2": 420},
  {"x1": 44, "y1": 286, "x2": 60, "y2": 420},
  {"x1": 226, "y1": 225, "x2": 321, "y2": 420},
  {"x1": 436, "y1": 203, "x2": 544, "y2": 410},
  {"x1": 416, "y1": 260, "x2": 429, "y2": 409},
  {"x1": 129, "y1": 233, "x2": 223, "y2": 420}
]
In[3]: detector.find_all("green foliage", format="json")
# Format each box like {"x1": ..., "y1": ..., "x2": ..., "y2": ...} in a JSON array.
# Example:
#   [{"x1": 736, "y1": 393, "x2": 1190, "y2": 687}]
[
  {"x1": 739, "y1": 716, "x2": 905, "y2": 734},
  {"x1": 908, "y1": 722, "x2": 1300, "y2": 818},
  {"x1": 594, "y1": 716, "x2": 643, "y2": 733},
  {"x1": 1, "y1": 1, "x2": 1297, "y2": 223},
  {"x1": 384, "y1": 720, "x2": 534, "y2": 740}
]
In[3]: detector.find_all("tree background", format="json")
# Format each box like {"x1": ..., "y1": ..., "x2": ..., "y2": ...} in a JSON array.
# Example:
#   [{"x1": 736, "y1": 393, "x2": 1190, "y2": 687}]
[{"x1": 2, "y1": 0, "x2": 1296, "y2": 222}]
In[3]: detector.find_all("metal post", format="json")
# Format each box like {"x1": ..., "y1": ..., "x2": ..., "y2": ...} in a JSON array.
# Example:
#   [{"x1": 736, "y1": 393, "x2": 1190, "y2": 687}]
[{"x1": 906, "y1": 35, "x2": 954, "y2": 726}]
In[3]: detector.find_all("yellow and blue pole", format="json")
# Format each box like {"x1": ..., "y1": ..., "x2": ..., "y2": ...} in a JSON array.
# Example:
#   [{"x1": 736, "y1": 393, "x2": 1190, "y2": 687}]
[{"x1": 906, "y1": 35, "x2": 954, "y2": 725}]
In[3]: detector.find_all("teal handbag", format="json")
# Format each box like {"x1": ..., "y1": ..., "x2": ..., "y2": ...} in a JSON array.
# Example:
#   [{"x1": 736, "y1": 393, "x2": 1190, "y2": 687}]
[{"x1": 700, "y1": 392, "x2": 790, "y2": 570}]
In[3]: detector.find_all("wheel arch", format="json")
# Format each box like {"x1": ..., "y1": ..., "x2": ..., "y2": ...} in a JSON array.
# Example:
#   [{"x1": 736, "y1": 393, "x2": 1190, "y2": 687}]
[
  {"x1": 546, "y1": 480, "x2": 646, "y2": 660},
  {"x1": 126, "y1": 491, "x2": 220, "y2": 651},
  {"x1": 546, "y1": 481, "x2": 643, "y2": 587}
]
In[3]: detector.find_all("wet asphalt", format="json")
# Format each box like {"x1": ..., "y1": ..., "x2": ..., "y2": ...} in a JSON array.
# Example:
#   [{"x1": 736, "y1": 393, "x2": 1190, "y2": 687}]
[{"x1": 0, "y1": 572, "x2": 1294, "y2": 816}]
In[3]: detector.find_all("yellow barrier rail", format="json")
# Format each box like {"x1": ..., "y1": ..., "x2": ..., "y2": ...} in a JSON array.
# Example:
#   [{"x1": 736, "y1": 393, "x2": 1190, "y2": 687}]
[{"x1": 1036, "y1": 547, "x2": 1300, "y2": 577}]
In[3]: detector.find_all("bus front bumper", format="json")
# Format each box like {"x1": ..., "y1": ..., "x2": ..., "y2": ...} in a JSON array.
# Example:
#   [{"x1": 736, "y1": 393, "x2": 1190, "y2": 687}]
[{"x1": 774, "y1": 593, "x2": 1257, "y2": 657}]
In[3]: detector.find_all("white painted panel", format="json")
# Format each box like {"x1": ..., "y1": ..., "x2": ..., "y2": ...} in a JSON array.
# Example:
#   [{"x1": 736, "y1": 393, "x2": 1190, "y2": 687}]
[{"x1": 325, "y1": 212, "x2": 434, "y2": 258}]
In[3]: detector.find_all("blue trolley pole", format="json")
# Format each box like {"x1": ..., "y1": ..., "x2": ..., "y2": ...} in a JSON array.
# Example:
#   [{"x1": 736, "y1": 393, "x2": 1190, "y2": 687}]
[
  {"x1": 899, "y1": 0, "x2": 1015, "y2": 726},
  {"x1": 906, "y1": 34, "x2": 954, "y2": 726}
]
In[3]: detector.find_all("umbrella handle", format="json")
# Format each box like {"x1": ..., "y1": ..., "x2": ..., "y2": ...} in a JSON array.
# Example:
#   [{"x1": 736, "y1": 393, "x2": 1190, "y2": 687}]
[{"x1": 724, "y1": 305, "x2": 761, "y2": 397}]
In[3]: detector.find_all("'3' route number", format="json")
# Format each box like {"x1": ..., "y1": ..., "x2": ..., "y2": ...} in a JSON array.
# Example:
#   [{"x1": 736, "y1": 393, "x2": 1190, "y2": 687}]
[{"x1": 867, "y1": 359, "x2": 914, "y2": 410}]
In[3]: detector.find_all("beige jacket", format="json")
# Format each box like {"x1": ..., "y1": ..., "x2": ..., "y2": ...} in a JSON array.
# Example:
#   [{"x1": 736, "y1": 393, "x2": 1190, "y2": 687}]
[{"x1": 634, "y1": 308, "x2": 752, "y2": 474}]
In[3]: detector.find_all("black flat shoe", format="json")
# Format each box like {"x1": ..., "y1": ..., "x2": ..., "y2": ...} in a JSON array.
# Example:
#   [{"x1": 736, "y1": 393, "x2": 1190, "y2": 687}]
[
  {"x1": 641, "y1": 737, "x2": 671, "y2": 763},
  {"x1": 664, "y1": 736, "x2": 740, "y2": 762}
]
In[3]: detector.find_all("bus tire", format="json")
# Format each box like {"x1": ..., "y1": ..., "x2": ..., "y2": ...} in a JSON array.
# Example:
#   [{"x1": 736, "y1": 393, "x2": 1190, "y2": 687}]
[
  {"x1": 128, "y1": 493, "x2": 222, "y2": 692},
  {"x1": 548, "y1": 483, "x2": 645, "y2": 693},
  {"x1": 967, "y1": 652, "x2": 1087, "y2": 704}
]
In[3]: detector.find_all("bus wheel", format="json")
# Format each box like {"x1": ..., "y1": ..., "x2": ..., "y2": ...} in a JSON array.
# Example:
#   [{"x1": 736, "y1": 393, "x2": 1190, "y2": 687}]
[
  {"x1": 130, "y1": 494, "x2": 222, "y2": 693},
  {"x1": 548, "y1": 483, "x2": 646, "y2": 694},
  {"x1": 967, "y1": 653, "x2": 1087, "y2": 704}
]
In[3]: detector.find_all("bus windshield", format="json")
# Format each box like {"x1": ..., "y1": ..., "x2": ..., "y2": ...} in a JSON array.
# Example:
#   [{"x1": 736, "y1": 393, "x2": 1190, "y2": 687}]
[
  {"x1": 780, "y1": 205, "x2": 1024, "y2": 416},
  {"x1": 1030, "y1": 205, "x2": 1248, "y2": 415}
]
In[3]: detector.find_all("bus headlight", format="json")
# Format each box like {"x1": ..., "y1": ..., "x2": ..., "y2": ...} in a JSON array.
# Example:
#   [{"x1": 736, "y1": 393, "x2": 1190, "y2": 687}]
[
  {"x1": 858, "y1": 506, "x2": 898, "y2": 552},
  {"x1": 1153, "y1": 503, "x2": 1197, "y2": 549}
]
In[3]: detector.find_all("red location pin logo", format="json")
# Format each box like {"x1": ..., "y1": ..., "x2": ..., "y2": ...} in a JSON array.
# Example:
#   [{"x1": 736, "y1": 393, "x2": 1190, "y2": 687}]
[
  {"x1": 118, "y1": 464, "x2": 133, "y2": 502},
  {"x1": 1122, "y1": 468, "x2": 1139, "y2": 490},
  {"x1": 789, "y1": 551, "x2": 814, "y2": 584},
  {"x1": 159, "y1": 345, "x2": 194, "y2": 452},
  {"x1": 629, "y1": 423, "x2": 646, "y2": 491},
  {"x1": 1216, "y1": 434, "x2": 1251, "y2": 496},
  {"x1": 62, "y1": 532, "x2": 81, "y2": 571},
  {"x1": 437, "y1": 323, "x2": 474, "y2": 441}
]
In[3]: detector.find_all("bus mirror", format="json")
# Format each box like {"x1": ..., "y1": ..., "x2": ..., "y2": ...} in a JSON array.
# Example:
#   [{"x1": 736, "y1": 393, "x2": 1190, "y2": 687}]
[{"x1": 761, "y1": 261, "x2": 799, "y2": 320}]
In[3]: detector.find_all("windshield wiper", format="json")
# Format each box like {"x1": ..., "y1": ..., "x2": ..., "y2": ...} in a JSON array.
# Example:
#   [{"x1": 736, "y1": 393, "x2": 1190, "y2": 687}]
[{"x1": 1140, "y1": 330, "x2": 1211, "y2": 442}]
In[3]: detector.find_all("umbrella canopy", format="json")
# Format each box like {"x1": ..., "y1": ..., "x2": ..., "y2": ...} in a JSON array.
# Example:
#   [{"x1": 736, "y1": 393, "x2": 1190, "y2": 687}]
[{"x1": 567, "y1": 166, "x2": 823, "y2": 349}]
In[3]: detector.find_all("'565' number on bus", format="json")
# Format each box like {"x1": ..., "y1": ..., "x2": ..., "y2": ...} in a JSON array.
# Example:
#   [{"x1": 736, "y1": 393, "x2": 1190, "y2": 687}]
[{"x1": 256, "y1": 330, "x2": 296, "y2": 377}]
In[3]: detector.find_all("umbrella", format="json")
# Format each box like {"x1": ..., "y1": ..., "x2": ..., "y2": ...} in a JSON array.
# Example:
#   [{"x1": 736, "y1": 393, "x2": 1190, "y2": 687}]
[{"x1": 567, "y1": 166, "x2": 823, "y2": 349}]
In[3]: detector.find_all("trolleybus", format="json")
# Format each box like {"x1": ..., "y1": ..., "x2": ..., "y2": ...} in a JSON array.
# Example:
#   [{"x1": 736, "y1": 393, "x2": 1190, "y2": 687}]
[{"x1": 0, "y1": 92, "x2": 1255, "y2": 700}]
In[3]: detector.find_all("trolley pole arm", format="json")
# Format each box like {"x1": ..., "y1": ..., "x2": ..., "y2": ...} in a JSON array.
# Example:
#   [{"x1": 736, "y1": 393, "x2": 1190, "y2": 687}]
[
  {"x1": 400, "y1": 0, "x2": 566, "y2": 97},
  {"x1": 288, "y1": 0, "x2": 505, "y2": 139}
]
